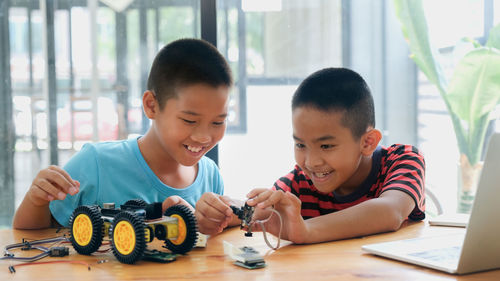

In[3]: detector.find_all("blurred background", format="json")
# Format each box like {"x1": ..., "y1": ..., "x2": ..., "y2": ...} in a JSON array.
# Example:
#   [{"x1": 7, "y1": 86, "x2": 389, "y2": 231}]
[{"x1": 1, "y1": 0, "x2": 499, "y2": 227}]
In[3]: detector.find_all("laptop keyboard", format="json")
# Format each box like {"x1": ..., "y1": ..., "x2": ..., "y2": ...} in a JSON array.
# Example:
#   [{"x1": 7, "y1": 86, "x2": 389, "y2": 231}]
[{"x1": 408, "y1": 246, "x2": 461, "y2": 263}]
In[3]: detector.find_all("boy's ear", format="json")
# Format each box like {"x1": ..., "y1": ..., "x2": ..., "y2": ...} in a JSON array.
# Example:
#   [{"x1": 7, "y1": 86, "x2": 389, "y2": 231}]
[
  {"x1": 142, "y1": 90, "x2": 158, "y2": 119},
  {"x1": 360, "y1": 128, "x2": 382, "y2": 156}
]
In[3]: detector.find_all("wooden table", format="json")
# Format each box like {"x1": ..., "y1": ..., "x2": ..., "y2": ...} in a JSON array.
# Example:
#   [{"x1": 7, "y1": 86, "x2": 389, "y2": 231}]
[{"x1": 1, "y1": 221, "x2": 499, "y2": 280}]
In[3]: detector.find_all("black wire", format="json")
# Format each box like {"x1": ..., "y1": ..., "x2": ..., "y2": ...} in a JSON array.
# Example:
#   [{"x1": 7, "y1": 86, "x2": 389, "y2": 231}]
[
  {"x1": 1, "y1": 251, "x2": 50, "y2": 262},
  {"x1": 3, "y1": 236, "x2": 68, "y2": 262}
]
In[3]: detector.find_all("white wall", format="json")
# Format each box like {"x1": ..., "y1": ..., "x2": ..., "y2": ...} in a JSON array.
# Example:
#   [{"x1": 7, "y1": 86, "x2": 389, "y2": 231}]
[{"x1": 219, "y1": 85, "x2": 297, "y2": 200}]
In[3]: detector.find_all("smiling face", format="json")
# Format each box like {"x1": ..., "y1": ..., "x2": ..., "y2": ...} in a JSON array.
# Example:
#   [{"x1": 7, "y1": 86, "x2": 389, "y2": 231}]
[
  {"x1": 292, "y1": 106, "x2": 373, "y2": 195},
  {"x1": 150, "y1": 83, "x2": 229, "y2": 167}
]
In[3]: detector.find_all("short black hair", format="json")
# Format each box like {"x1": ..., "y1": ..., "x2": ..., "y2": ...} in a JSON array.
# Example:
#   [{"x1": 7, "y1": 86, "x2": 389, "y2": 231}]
[
  {"x1": 292, "y1": 67, "x2": 375, "y2": 139},
  {"x1": 147, "y1": 38, "x2": 233, "y2": 109}
]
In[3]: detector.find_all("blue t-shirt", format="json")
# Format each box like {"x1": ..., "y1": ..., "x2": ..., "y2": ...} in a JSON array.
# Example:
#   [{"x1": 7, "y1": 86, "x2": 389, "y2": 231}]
[{"x1": 49, "y1": 137, "x2": 224, "y2": 227}]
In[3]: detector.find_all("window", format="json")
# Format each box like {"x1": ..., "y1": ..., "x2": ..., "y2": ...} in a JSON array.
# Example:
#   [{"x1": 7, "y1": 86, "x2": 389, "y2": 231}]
[
  {"x1": 1, "y1": 0, "x2": 498, "y2": 227},
  {"x1": 417, "y1": 0, "x2": 499, "y2": 213},
  {"x1": 4, "y1": 0, "x2": 202, "y2": 227},
  {"x1": 216, "y1": 0, "x2": 343, "y2": 199}
]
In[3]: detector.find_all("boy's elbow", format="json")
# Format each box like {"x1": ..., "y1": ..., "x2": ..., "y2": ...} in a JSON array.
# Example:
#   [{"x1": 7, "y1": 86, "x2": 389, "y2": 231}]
[
  {"x1": 387, "y1": 216, "x2": 405, "y2": 232},
  {"x1": 12, "y1": 213, "x2": 52, "y2": 230},
  {"x1": 385, "y1": 208, "x2": 407, "y2": 232},
  {"x1": 12, "y1": 213, "x2": 25, "y2": 230},
  {"x1": 12, "y1": 219, "x2": 32, "y2": 230},
  {"x1": 12, "y1": 221, "x2": 21, "y2": 230},
  {"x1": 377, "y1": 191, "x2": 416, "y2": 232},
  {"x1": 12, "y1": 219, "x2": 36, "y2": 230}
]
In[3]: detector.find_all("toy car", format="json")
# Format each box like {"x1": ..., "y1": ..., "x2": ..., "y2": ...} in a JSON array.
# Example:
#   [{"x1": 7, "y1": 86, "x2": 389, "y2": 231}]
[{"x1": 68, "y1": 199, "x2": 198, "y2": 264}]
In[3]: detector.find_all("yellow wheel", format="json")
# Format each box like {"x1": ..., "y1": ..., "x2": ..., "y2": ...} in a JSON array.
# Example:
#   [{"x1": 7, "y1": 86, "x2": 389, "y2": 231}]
[
  {"x1": 113, "y1": 220, "x2": 136, "y2": 255},
  {"x1": 69, "y1": 205, "x2": 103, "y2": 255},
  {"x1": 110, "y1": 211, "x2": 146, "y2": 264},
  {"x1": 169, "y1": 214, "x2": 187, "y2": 245},
  {"x1": 73, "y1": 214, "x2": 92, "y2": 246},
  {"x1": 164, "y1": 205, "x2": 198, "y2": 254}
]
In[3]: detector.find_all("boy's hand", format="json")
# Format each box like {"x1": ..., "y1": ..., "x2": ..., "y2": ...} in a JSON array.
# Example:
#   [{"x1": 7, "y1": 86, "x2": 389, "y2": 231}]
[
  {"x1": 162, "y1": 195, "x2": 195, "y2": 213},
  {"x1": 246, "y1": 188, "x2": 284, "y2": 209},
  {"x1": 195, "y1": 192, "x2": 234, "y2": 235},
  {"x1": 27, "y1": 165, "x2": 80, "y2": 207},
  {"x1": 246, "y1": 188, "x2": 309, "y2": 244}
]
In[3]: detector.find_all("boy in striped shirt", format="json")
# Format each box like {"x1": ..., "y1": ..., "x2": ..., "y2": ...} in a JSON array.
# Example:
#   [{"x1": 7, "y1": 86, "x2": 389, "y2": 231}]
[{"x1": 245, "y1": 67, "x2": 425, "y2": 244}]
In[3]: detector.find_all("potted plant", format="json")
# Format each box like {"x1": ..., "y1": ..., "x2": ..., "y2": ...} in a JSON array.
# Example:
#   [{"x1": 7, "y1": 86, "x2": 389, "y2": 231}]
[{"x1": 394, "y1": 0, "x2": 500, "y2": 213}]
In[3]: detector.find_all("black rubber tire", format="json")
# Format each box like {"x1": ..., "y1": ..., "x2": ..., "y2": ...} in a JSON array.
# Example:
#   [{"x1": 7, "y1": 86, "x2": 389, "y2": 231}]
[
  {"x1": 163, "y1": 205, "x2": 198, "y2": 254},
  {"x1": 110, "y1": 211, "x2": 146, "y2": 264},
  {"x1": 124, "y1": 199, "x2": 147, "y2": 207},
  {"x1": 69, "y1": 205, "x2": 103, "y2": 255}
]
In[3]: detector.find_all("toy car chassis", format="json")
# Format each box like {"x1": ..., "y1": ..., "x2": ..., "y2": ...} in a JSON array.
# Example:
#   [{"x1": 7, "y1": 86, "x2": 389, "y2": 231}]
[{"x1": 68, "y1": 199, "x2": 198, "y2": 264}]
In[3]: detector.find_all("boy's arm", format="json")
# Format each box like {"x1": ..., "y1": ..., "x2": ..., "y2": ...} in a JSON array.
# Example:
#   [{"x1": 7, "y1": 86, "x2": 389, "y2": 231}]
[
  {"x1": 301, "y1": 190, "x2": 415, "y2": 243},
  {"x1": 13, "y1": 197, "x2": 53, "y2": 229},
  {"x1": 301, "y1": 146, "x2": 425, "y2": 243},
  {"x1": 248, "y1": 188, "x2": 415, "y2": 244},
  {"x1": 12, "y1": 166, "x2": 79, "y2": 230}
]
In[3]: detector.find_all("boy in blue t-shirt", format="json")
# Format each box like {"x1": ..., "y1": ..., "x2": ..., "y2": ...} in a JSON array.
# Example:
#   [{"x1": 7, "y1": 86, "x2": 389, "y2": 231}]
[{"x1": 13, "y1": 38, "x2": 233, "y2": 229}]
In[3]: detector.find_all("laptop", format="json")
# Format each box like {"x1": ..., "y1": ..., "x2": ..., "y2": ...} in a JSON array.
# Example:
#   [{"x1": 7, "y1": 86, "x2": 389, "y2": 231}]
[{"x1": 362, "y1": 132, "x2": 500, "y2": 275}]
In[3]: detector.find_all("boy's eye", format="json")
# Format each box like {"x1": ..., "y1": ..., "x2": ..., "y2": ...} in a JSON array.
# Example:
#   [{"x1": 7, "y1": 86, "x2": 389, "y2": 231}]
[
  {"x1": 295, "y1": 143, "x2": 305, "y2": 149},
  {"x1": 320, "y1": 144, "x2": 334, "y2": 149},
  {"x1": 181, "y1": 118, "x2": 196, "y2": 124},
  {"x1": 213, "y1": 120, "x2": 226, "y2": 126}
]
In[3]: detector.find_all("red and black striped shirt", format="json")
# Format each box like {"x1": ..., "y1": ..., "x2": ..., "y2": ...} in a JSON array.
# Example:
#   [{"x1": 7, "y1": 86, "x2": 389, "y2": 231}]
[{"x1": 273, "y1": 144, "x2": 425, "y2": 220}]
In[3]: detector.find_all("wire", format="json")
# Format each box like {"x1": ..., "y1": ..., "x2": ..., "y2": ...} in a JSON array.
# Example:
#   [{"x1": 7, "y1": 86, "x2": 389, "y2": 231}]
[
  {"x1": 1, "y1": 251, "x2": 49, "y2": 262},
  {"x1": 95, "y1": 241, "x2": 111, "y2": 253},
  {"x1": 2, "y1": 236, "x2": 69, "y2": 262},
  {"x1": 9, "y1": 260, "x2": 91, "y2": 273},
  {"x1": 250, "y1": 208, "x2": 283, "y2": 250}
]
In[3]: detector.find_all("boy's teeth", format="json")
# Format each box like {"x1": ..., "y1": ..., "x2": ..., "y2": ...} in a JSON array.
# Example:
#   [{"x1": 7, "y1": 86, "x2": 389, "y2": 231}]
[
  {"x1": 187, "y1": 145, "x2": 202, "y2": 153},
  {"x1": 314, "y1": 172, "x2": 330, "y2": 178}
]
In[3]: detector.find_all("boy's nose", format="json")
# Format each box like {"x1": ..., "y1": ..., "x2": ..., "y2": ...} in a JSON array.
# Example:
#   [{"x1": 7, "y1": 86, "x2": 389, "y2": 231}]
[
  {"x1": 305, "y1": 151, "x2": 323, "y2": 168},
  {"x1": 191, "y1": 129, "x2": 211, "y2": 144}
]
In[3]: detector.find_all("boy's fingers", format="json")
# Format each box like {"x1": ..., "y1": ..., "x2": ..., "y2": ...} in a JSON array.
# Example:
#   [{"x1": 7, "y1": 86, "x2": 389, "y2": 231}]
[
  {"x1": 162, "y1": 196, "x2": 195, "y2": 213},
  {"x1": 247, "y1": 189, "x2": 276, "y2": 207},
  {"x1": 195, "y1": 193, "x2": 235, "y2": 235},
  {"x1": 221, "y1": 216, "x2": 231, "y2": 228},
  {"x1": 196, "y1": 203, "x2": 229, "y2": 223},
  {"x1": 195, "y1": 211, "x2": 223, "y2": 235},
  {"x1": 44, "y1": 169, "x2": 78, "y2": 195},
  {"x1": 33, "y1": 178, "x2": 66, "y2": 201},
  {"x1": 256, "y1": 195, "x2": 277, "y2": 209},
  {"x1": 218, "y1": 195, "x2": 233, "y2": 206},
  {"x1": 162, "y1": 196, "x2": 181, "y2": 212},
  {"x1": 246, "y1": 188, "x2": 268, "y2": 199},
  {"x1": 28, "y1": 184, "x2": 52, "y2": 206},
  {"x1": 285, "y1": 191, "x2": 302, "y2": 209},
  {"x1": 47, "y1": 165, "x2": 78, "y2": 186},
  {"x1": 205, "y1": 193, "x2": 233, "y2": 216},
  {"x1": 252, "y1": 207, "x2": 273, "y2": 221},
  {"x1": 196, "y1": 199, "x2": 227, "y2": 223},
  {"x1": 40, "y1": 168, "x2": 78, "y2": 195},
  {"x1": 286, "y1": 191, "x2": 300, "y2": 202}
]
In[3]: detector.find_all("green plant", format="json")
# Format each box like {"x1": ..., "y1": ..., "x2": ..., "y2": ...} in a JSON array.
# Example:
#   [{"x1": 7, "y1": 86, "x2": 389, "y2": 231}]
[{"x1": 394, "y1": 0, "x2": 500, "y2": 212}]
